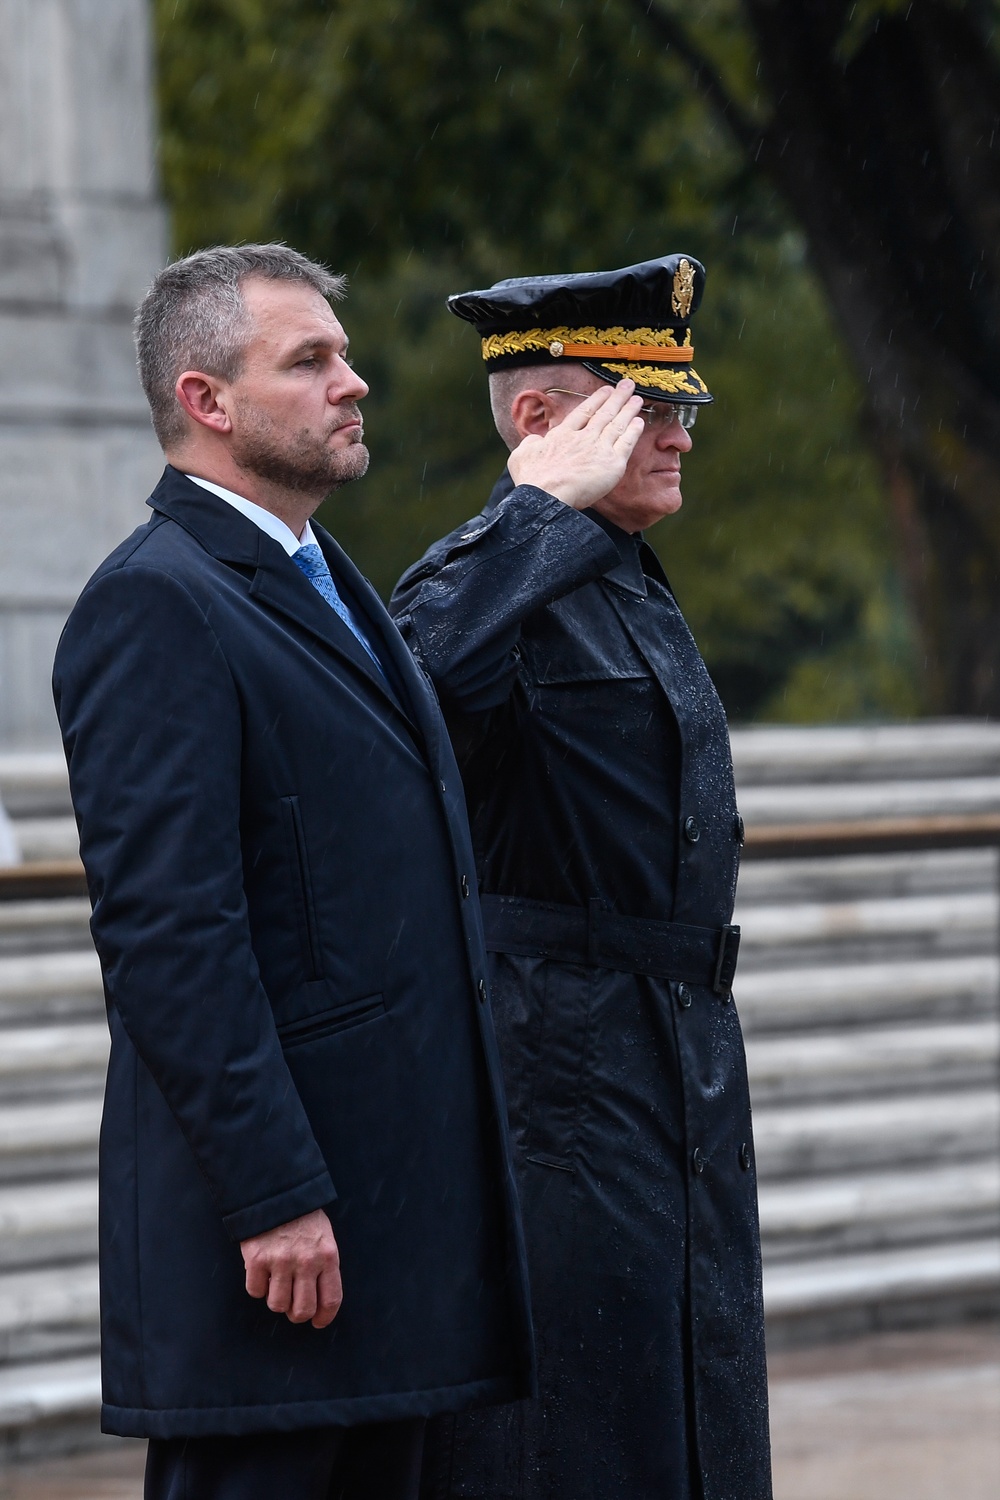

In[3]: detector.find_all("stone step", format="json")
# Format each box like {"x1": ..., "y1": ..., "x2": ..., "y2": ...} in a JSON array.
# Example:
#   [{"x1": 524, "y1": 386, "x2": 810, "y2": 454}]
[
  {"x1": 734, "y1": 891, "x2": 998, "y2": 971},
  {"x1": 0, "y1": 1181, "x2": 98, "y2": 1269},
  {"x1": 751, "y1": 1088, "x2": 999, "y2": 1179},
  {"x1": 0, "y1": 1023, "x2": 109, "y2": 1101},
  {"x1": 0, "y1": 951, "x2": 103, "y2": 1024},
  {"x1": 758, "y1": 1160, "x2": 1000, "y2": 1260},
  {"x1": 737, "y1": 890, "x2": 998, "y2": 948},
  {"x1": 736, "y1": 847, "x2": 996, "y2": 906},
  {"x1": 0, "y1": 900, "x2": 93, "y2": 959},
  {"x1": 0, "y1": 755, "x2": 72, "y2": 820},
  {"x1": 762, "y1": 1238, "x2": 1000, "y2": 1335},
  {"x1": 9, "y1": 818, "x2": 79, "y2": 865},
  {"x1": 0, "y1": 1261, "x2": 99, "y2": 1362},
  {"x1": 730, "y1": 721, "x2": 1000, "y2": 786},
  {"x1": 0, "y1": 1099, "x2": 102, "y2": 1182},
  {"x1": 0, "y1": 1353, "x2": 100, "y2": 1433},
  {"x1": 745, "y1": 1020, "x2": 1000, "y2": 1103},
  {"x1": 734, "y1": 954, "x2": 1000, "y2": 1033},
  {"x1": 737, "y1": 776, "x2": 1000, "y2": 827}
]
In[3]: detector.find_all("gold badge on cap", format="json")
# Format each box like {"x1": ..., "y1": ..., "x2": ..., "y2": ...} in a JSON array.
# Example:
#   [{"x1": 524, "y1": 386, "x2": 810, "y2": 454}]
[{"x1": 672, "y1": 259, "x2": 695, "y2": 320}]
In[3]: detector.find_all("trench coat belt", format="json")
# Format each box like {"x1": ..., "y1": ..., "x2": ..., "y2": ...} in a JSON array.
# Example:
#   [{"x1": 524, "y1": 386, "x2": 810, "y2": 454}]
[{"x1": 480, "y1": 894, "x2": 741, "y2": 995}]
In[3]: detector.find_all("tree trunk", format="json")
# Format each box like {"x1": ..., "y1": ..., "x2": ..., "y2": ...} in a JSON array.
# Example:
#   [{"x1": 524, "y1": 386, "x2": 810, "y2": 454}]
[{"x1": 640, "y1": 0, "x2": 1000, "y2": 711}]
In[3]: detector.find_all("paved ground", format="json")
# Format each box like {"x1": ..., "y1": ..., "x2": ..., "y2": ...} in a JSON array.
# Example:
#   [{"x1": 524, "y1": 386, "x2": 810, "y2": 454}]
[
  {"x1": 0, "y1": 1324, "x2": 997, "y2": 1499},
  {"x1": 768, "y1": 1323, "x2": 1000, "y2": 1499}
]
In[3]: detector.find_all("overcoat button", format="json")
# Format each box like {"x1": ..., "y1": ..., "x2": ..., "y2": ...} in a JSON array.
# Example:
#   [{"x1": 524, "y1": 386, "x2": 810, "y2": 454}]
[
  {"x1": 692, "y1": 1147, "x2": 705, "y2": 1175},
  {"x1": 677, "y1": 983, "x2": 692, "y2": 1009},
  {"x1": 734, "y1": 813, "x2": 745, "y2": 846},
  {"x1": 478, "y1": 979, "x2": 488, "y2": 1004},
  {"x1": 739, "y1": 1142, "x2": 752, "y2": 1171},
  {"x1": 461, "y1": 875, "x2": 470, "y2": 898},
  {"x1": 683, "y1": 815, "x2": 701, "y2": 843},
  {"x1": 440, "y1": 780, "x2": 447, "y2": 793}
]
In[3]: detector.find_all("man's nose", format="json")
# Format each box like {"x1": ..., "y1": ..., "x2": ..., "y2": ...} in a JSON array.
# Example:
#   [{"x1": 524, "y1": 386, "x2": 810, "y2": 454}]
[
  {"x1": 332, "y1": 364, "x2": 369, "y2": 404},
  {"x1": 655, "y1": 421, "x2": 693, "y2": 452}
]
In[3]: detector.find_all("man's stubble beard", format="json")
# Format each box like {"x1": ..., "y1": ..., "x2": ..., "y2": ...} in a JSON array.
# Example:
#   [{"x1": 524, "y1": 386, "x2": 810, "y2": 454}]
[{"x1": 230, "y1": 403, "x2": 370, "y2": 496}]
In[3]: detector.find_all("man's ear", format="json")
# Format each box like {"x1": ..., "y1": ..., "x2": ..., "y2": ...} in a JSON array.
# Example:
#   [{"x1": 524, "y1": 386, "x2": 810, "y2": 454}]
[
  {"x1": 509, "y1": 388, "x2": 556, "y2": 441},
  {"x1": 174, "y1": 371, "x2": 234, "y2": 436}
]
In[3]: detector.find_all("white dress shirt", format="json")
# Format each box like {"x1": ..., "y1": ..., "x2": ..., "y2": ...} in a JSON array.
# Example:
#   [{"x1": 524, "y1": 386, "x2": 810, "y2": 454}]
[{"x1": 185, "y1": 475, "x2": 317, "y2": 557}]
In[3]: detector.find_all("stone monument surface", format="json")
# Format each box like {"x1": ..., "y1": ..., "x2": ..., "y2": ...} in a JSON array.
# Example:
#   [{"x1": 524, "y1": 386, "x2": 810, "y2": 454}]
[{"x1": 0, "y1": 0, "x2": 166, "y2": 748}]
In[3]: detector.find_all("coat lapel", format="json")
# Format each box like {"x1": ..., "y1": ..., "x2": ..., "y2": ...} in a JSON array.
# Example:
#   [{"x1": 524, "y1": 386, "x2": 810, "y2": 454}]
[
  {"x1": 312, "y1": 522, "x2": 449, "y2": 767},
  {"x1": 247, "y1": 547, "x2": 400, "y2": 706},
  {"x1": 147, "y1": 469, "x2": 415, "y2": 731}
]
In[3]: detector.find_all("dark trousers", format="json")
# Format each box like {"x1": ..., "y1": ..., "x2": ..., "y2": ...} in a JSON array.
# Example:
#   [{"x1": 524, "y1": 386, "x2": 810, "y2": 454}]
[{"x1": 144, "y1": 1418, "x2": 425, "y2": 1500}]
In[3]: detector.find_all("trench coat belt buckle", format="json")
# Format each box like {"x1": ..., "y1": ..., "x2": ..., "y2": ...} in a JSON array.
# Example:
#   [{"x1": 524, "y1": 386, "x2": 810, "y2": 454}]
[{"x1": 479, "y1": 894, "x2": 741, "y2": 994}]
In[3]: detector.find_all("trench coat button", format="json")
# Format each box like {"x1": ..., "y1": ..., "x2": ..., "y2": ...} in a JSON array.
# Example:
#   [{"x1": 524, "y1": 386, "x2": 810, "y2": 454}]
[
  {"x1": 440, "y1": 780, "x2": 447, "y2": 794},
  {"x1": 461, "y1": 874, "x2": 470, "y2": 898},
  {"x1": 739, "y1": 1142, "x2": 752, "y2": 1172},
  {"x1": 692, "y1": 1147, "x2": 705, "y2": 1175},
  {"x1": 734, "y1": 813, "x2": 745, "y2": 846},
  {"x1": 676, "y1": 982, "x2": 692, "y2": 1009},
  {"x1": 683, "y1": 815, "x2": 701, "y2": 843},
  {"x1": 478, "y1": 979, "x2": 488, "y2": 1004}
]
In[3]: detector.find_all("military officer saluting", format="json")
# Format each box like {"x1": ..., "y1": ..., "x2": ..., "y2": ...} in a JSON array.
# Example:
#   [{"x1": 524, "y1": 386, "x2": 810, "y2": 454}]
[{"x1": 392, "y1": 256, "x2": 771, "y2": 1500}]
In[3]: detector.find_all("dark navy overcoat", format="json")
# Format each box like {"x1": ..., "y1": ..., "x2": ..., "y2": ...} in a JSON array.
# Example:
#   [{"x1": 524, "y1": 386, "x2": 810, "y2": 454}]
[
  {"x1": 392, "y1": 474, "x2": 771, "y2": 1500},
  {"x1": 52, "y1": 467, "x2": 533, "y2": 1440}
]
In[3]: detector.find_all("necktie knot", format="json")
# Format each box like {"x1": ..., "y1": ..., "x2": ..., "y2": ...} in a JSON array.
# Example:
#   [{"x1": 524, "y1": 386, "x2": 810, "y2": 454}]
[{"x1": 292, "y1": 543, "x2": 329, "y2": 585}]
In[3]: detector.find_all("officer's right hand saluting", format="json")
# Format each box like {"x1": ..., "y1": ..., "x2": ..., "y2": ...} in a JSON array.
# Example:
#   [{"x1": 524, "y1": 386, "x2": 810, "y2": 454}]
[{"x1": 507, "y1": 378, "x2": 644, "y2": 510}]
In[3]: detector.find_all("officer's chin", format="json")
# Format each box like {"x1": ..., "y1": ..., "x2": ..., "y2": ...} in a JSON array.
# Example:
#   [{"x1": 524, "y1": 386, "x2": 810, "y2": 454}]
[{"x1": 644, "y1": 479, "x2": 684, "y2": 525}]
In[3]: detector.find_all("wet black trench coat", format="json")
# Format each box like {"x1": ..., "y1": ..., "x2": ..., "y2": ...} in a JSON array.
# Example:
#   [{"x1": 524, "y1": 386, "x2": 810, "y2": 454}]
[
  {"x1": 52, "y1": 469, "x2": 533, "y2": 1439},
  {"x1": 391, "y1": 474, "x2": 772, "y2": 1500}
]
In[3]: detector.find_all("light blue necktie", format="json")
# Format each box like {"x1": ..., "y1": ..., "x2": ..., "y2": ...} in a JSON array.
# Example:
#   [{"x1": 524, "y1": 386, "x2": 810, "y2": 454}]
[{"x1": 291, "y1": 543, "x2": 385, "y2": 677}]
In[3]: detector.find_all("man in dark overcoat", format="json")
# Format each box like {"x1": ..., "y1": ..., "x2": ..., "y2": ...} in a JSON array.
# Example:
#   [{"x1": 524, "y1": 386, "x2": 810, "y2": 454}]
[
  {"x1": 52, "y1": 244, "x2": 533, "y2": 1500},
  {"x1": 390, "y1": 256, "x2": 772, "y2": 1500}
]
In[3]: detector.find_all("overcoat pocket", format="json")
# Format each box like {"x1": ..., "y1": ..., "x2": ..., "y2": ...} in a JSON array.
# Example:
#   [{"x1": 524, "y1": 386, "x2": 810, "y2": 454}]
[
  {"x1": 279, "y1": 795, "x2": 323, "y2": 980},
  {"x1": 277, "y1": 994, "x2": 386, "y2": 1049}
]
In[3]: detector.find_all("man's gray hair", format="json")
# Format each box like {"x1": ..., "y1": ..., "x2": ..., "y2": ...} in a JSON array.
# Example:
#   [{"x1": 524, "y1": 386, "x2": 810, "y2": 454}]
[
  {"x1": 488, "y1": 363, "x2": 591, "y2": 450},
  {"x1": 134, "y1": 244, "x2": 347, "y2": 449}
]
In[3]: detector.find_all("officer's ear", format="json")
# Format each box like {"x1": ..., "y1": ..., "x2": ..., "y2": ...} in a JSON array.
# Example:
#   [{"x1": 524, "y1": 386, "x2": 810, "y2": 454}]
[{"x1": 509, "y1": 388, "x2": 561, "y2": 440}]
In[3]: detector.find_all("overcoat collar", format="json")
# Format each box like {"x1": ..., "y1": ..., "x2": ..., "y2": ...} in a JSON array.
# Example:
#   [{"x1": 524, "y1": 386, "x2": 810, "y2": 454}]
[
  {"x1": 146, "y1": 467, "x2": 435, "y2": 746},
  {"x1": 587, "y1": 511, "x2": 649, "y2": 598}
]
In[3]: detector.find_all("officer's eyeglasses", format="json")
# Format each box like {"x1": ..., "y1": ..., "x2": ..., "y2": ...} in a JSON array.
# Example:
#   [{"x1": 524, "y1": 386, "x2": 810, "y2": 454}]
[{"x1": 544, "y1": 388, "x2": 698, "y2": 431}]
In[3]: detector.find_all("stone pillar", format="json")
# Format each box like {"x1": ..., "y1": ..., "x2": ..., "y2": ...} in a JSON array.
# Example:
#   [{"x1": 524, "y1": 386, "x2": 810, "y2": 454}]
[{"x1": 0, "y1": 0, "x2": 167, "y2": 747}]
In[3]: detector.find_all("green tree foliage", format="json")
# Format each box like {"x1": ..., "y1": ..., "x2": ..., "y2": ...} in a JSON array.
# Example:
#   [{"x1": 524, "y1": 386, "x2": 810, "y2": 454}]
[
  {"x1": 631, "y1": 0, "x2": 1000, "y2": 713},
  {"x1": 153, "y1": 0, "x2": 922, "y2": 720}
]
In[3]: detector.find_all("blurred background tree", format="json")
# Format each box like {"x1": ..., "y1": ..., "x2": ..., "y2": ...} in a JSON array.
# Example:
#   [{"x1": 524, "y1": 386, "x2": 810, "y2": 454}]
[
  {"x1": 631, "y1": 0, "x2": 1000, "y2": 715},
  {"x1": 153, "y1": 0, "x2": 947, "y2": 721}
]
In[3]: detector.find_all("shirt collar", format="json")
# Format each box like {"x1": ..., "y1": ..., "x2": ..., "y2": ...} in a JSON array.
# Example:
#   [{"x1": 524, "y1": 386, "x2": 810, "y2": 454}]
[{"x1": 184, "y1": 474, "x2": 316, "y2": 557}]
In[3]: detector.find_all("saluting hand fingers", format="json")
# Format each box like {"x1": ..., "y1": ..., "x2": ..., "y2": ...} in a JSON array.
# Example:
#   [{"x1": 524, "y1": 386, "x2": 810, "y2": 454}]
[
  {"x1": 602, "y1": 392, "x2": 644, "y2": 442},
  {"x1": 583, "y1": 380, "x2": 640, "y2": 437},
  {"x1": 559, "y1": 382, "x2": 618, "y2": 430},
  {"x1": 561, "y1": 378, "x2": 637, "y2": 433},
  {"x1": 612, "y1": 413, "x2": 646, "y2": 459}
]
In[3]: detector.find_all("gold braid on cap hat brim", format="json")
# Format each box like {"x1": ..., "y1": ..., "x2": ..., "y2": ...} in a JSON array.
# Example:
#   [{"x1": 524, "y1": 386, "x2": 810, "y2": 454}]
[
  {"x1": 481, "y1": 325, "x2": 694, "y2": 363},
  {"x1": 602, "y1": 361, "x2": 709, "y2": 395}
]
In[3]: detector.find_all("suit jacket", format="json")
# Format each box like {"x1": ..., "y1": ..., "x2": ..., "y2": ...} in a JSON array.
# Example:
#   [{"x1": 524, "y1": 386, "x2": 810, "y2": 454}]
[{"x1": 52, "y1": 466, "x2": 533, "y2": 1439}]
